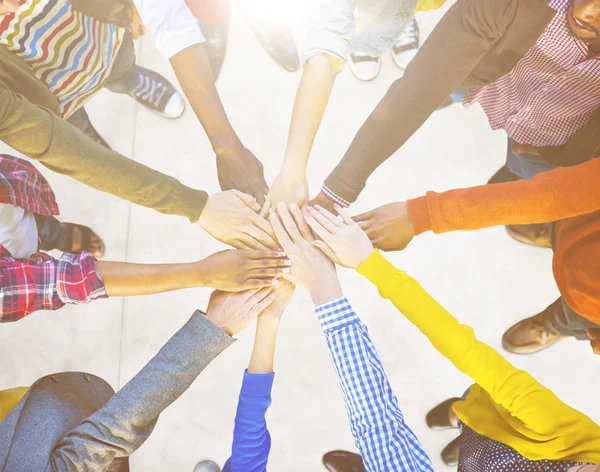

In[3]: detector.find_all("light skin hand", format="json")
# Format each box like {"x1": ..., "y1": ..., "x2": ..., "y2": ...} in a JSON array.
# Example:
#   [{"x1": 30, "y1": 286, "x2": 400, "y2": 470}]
[
  {"x1": 248, "y1": 280, "x2": 295, "y2": 374},
  {"x1": 269, "y1": 203, "x2": 342, "y2": 305},
  {"x1": 304, "y1": 204, "x2": 374, "y2": 269},
  {"x1": 205, "y1": 287, "x2": 277, "y2": 336},
  {"x1": 260, "y1": 54, "x2": 342, "y2": 216},
  {"x1": 198, "y1": 190, "x2": 279, "y2": 250},
  {"x1": 353, "y1": 202, "x2": 415, "y2": 252}
]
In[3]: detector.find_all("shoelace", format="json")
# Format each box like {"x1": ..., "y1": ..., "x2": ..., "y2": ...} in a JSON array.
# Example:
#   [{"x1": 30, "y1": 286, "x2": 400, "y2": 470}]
[
  {"x1": 132, "y1": 73, "x2": 167, "y2": 108},
  {"x1": 395, "y1": 18, "x2": 418, "y2": 48}
]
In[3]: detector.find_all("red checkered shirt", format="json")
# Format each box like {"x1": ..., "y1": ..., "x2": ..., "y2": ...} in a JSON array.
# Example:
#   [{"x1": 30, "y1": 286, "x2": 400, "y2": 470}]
[
  {"x1": 463, "y1": 0, "x2": 600, "y2": 147},
  {"x1": 0, "y1": 155, "x2": 106, "y2": 322}
]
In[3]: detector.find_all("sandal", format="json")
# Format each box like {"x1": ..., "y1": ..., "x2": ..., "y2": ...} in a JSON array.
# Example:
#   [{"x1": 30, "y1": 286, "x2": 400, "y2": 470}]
[
  {"x1": 426, "y1": 397, "x2": 461, "y2": 430},
  {"x1": 61, "y1": 223, "x2": 105, "y2": 258}
]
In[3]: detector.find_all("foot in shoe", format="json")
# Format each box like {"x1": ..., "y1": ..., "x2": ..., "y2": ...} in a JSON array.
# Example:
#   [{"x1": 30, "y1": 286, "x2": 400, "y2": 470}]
[
  {"x1": 128, "y1": 66, "x2": 185, "y2": 119},
  {"x1": 348, "y1": 52, "x2": 382, "y2": 81},
  {"x1": 502, "y1": 310, "x2": 567, "y2": 354},
  {"x1": 391, "y1": 18, "x2": 419, "y2": 69}
]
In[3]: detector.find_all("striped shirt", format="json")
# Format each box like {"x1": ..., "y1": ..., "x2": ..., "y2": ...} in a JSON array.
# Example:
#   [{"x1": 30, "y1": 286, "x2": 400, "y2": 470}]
[
  {"x1": 463, "y1": 0, "x2": 600, "y2": 147},
  {"x1": 0, "y1": 0, "x2": 125, "y2": 118},
  {"x1": 316, "y1": 297, "x2": 433, "y2": 472}
]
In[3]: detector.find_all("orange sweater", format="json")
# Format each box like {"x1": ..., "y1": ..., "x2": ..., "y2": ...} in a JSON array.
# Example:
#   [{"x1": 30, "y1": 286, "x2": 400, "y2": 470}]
[{"x1": 407, "y1": 158, "x2": 600, "y2": 324}]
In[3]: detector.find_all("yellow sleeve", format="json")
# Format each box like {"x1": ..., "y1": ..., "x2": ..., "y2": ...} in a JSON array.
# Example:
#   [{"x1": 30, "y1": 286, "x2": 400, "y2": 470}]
[
  {"x1": 0, "y1": 86, "x2": 207, "y2": 222},
  {"x1": 357, "y1": 250, "x2": 572, "y2": 434},
  {"x1": 415, "y1": 0, "x2": 448, "y2": 12}
]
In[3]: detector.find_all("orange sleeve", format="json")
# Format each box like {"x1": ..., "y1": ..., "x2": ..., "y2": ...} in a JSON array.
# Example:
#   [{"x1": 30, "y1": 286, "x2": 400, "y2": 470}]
[{"x1": 406, "y1": 159, "x2": 600, "y2": 235}]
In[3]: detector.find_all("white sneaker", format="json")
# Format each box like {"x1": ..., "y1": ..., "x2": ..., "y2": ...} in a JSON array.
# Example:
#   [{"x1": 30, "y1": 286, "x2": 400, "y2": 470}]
[
  {"x1": 391, "y1": 18, "x2": 419, "y2": 70},
  {"x1": 193, "y1": 460, "x2": 221, "y2": 472},
  {"x1": 347, "y1": 52, "x2": 382, "y2": 81}
]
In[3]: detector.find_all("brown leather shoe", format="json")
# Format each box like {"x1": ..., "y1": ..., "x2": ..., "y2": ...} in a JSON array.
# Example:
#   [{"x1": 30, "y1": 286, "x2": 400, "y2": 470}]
[
  {"x1": 441, "y1": 436, "x2": 460, "y2": 466},
  {"x1": 322, "y1": 450, "x2": 366, "y2": 472},
  {"x1": 506, "y1": 223, "x2": 553, "y2": 248},
  {"x1": 502, "y1": 311, "x2": 567, "y2": 354},
  {"x1": 426, "y1": 397, "x2": 461, "y2": 430}
]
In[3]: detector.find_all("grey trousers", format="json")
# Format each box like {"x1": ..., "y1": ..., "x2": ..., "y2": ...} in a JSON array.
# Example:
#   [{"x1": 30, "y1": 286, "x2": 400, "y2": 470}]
[{"x1": 546, "y1": 297, "x2": 600, "y2": 340}]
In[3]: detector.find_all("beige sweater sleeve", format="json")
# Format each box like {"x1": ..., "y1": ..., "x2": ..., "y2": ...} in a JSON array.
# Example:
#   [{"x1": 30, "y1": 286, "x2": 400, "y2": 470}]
[{"x1": 0, "y1": 86, "x2": 208, "y2": 222}]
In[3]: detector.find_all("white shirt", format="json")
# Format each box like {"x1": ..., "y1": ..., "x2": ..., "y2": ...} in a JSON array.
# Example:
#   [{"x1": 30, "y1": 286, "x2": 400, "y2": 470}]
[
  {"x1": 132, "y1": 0, "x2": 205, "y2": 59},
  {"x1": 0, "y1": 203, "x2": 38, "y2": 258}
]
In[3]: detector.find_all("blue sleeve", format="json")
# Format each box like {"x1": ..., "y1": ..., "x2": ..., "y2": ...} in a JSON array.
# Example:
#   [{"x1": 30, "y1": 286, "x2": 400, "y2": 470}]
[
  {"x1": 222, "y1": 370, "x2": 274, "y2": 472},
  {"x1": 315, "y1": 297, "x2": 434, "y2": 472}
]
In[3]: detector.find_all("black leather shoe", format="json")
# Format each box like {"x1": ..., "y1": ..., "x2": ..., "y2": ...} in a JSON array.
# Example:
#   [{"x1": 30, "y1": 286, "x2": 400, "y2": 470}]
[{"x1": 322, "y1": 450, "x2": 366, "y2": 472}]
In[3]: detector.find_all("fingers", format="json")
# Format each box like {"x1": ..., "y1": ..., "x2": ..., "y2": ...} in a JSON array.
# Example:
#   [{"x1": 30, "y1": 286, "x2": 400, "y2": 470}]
[
  {"x1": 353, "y1": 209, "x2": 374, "y2": 224},
  {"x1": 245, "y1": 214, "x2": 279, "y2": 250},
  {"x1": 277, "y1": 203, "x2": 303, "y2": 243},
  {"x1": 239, "y1": 278, "x2": 280, "y2": 290},
  {"x1": 304, "y1": 211, "x2": 335, "y2": 246},
  {"x1": 306, "y1": 206, "x2": 338, "y2": 234},
  {"x1": 334, "y1": 203, "x2": 355, "y2": 226},
  {"x1": 313, "y1": 240, "x2": 340, "y2": 264},
  {"x1": 235, "y1": 190, "x2": 262, "y2": 213},
  {"x1": 246, "y1": 250, "x2": 288, "y2": 260},
  {"x1": 313, "y1": 204, "x2": 343, "y2": 227},
  {"x1": 269, "y1": 213, "x2": 293, "y2": 250},
  {"x1": 247, "y1": 266, "x2": 291, "y2": 278},
  {"x1": 245, "y1": 288, "x2": 277, "y2": 317},
  {"x1": 289, "y1": 203, "x2": 314, "y2": 242},
  {"x1": 259, "y1": 197, "x2": 271, "y2": 218}
]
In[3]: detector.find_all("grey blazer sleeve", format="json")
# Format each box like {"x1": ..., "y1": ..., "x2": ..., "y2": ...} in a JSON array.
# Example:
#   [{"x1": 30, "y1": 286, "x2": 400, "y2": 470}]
[{"x1": 46, "y1": 311, "x2": 234, "y2": 471}]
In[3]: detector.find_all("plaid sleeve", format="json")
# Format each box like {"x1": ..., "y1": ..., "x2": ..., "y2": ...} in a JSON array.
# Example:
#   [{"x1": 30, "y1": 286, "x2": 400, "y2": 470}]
[
  {"x1": 0, "y1": 251, "x2": 107, "y2": 323},
  {"x1": 315, "y1": 297, "x2": 433, "y2": 472}
]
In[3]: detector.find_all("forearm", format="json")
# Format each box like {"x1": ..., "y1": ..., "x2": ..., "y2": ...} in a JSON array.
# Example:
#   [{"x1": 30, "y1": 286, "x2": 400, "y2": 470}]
[
  {"x1": 170, "y1": 44, "x2": 241, "y2": 154},
  {"x1": 247, "y1": 316, "x2": 280, "y2": 374},
  {"x1": 0, "y1": 88, "x2": 207, "y2": 222},
  {"x1": 316, "y1": 297, "x2": 433, "y2": 471},
  {"x1": 407, "y1": 158, "x2": 600, "y2": 235},
  {"x1": 95, "y1": 260, "x2": 213, "y2": 297},
  {"x1": 281, "y1": 54, "x2": 341, "y2": 176}
]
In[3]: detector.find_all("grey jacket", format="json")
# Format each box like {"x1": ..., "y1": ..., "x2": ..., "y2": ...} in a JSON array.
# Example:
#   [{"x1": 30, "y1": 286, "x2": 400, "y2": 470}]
[{"x1": 0, "y1": 311, "x2": 234, "y2": 471}]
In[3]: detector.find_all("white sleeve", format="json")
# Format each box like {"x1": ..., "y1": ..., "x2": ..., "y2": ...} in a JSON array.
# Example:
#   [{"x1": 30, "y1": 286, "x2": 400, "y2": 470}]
[{"x1": 132, "y1": 0, "x2": 205, "y2": 59}]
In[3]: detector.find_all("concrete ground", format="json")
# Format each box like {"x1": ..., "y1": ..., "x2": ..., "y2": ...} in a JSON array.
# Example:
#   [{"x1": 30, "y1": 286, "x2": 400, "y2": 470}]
[{"x1": 1, "y1": 1, "x2": 598, "y2": 470}]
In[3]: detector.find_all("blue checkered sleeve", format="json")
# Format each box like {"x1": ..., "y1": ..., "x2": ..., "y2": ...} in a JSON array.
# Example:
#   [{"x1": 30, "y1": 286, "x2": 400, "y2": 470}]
[{"x1": 316, "y1": 297, "x2": 433, "y2": 472}]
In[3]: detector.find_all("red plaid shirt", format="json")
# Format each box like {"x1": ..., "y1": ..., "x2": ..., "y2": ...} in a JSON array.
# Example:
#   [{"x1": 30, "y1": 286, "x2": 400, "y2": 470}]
[
  {"x1": 463, "y1": 0, "x2": 600, "y2": 147},
  {"x1": 0, "y1": 155, "x2": 107, "y2": 322}
]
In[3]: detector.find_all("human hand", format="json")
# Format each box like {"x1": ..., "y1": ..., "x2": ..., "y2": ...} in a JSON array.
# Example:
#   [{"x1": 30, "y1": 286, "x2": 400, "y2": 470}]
[
  {"x1": 130, "y1": 4, "x2": 146, "y2": 40},
  {"x1": 216, "y1": 146, "x2": 269, "y2": 206},
  {"x1": 205, "y1": 288, "x2": 276, "y2": 336},
  {"x1": 0, "y1": 0, "x2": 19, "y2": 14},
  {"x1": 304, "y1": 204, "x2": 374, "y2": 269},
  {"x1": 309, "y1": 191, "x2": 336, "y2": 213},
  {"x1": 258, "y1": 279, "x2": 295, "y2": 323},
  {"x1": 197, "y1": 249, "x2": 291, "y2": 291},
  {"x1": 353, "y1": 202, "x2": 415, "y2": 252},
  {"x1": 269, "y1": 203, "x2": 341, "y2": 305},
  {"x1": 198, "y1": 190, "x2": 278, "y2": 250},
  {"x1": 260, "y1": 169, "x2": 309, "y2": 217}
]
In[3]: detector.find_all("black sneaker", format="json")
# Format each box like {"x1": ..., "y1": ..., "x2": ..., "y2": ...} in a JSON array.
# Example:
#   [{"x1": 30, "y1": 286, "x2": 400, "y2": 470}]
[
  {"x1": 127, "y1": 66, "x2": 185, "y2": 119},
  {"x1": 391, "y1": 18, "x2": 419, "y2": 70}
]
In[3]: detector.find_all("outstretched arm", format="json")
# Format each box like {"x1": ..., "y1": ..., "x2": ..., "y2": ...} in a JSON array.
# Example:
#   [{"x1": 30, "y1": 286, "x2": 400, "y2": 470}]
[
  {"x1": 224, "y1": 282, "x2": 295, "y2": 472},
  {"x1": 269, "y1": 204, "x2": 433, "y2": 471}
]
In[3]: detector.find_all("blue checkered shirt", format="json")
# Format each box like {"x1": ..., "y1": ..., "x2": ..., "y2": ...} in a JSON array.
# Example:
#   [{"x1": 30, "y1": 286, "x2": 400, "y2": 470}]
[{"x1": 316, "y1": 297, "x2": 434, "y2": 472}]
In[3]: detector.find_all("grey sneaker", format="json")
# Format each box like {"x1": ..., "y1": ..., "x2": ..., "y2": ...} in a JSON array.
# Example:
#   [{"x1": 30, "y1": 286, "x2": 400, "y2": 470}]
[
  {"x1": 193, "y1": 460, "x2": 221, "y2": 472},
  {"x1": 128, "y1": 66, "x2": 185, "y2": 119}
]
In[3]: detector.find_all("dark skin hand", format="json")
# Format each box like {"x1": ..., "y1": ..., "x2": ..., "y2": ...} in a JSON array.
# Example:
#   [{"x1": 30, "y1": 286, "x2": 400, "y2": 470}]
[
  {"x1": 309, "y1": 191, "x2": 336, "y2": 213},
  {"x1": 216, "y1": 146, "x2": 269, "y2": 206},
  {"x1": 353, "y1": 202, "x2": 415, "y2": 252}
]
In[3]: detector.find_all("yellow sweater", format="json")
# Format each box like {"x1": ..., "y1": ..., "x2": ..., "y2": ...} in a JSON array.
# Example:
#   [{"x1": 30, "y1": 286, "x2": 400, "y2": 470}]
[
  {"x1": 416, "y1": 0, "x2": 446, "y2": 12},
  {"x1": 357, "y1": 250, "x2": 600, "y2": 463}
]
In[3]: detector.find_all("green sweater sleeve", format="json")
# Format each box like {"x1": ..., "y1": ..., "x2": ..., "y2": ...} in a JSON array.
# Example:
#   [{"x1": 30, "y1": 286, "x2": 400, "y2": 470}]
[
  {"x1": 0, "y1": 86, "x2": 208, "y2": 222},
  {"x1": 357, "y1": 250, "x2": 584, "y2": 435}
]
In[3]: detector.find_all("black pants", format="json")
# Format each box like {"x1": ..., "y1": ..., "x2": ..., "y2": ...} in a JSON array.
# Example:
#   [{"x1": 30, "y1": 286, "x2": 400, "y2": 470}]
[{"x1": 67, "y1": 31, "x2": 137, "y2": 131}]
